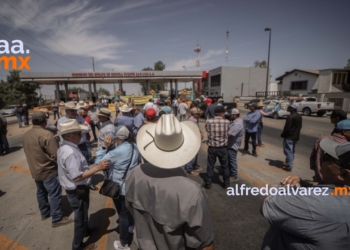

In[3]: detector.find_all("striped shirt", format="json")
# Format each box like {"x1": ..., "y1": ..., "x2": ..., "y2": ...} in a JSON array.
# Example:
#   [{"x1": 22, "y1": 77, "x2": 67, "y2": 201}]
[{"x1": 205, "y1": 116, "x2": 230, "y2": 147}]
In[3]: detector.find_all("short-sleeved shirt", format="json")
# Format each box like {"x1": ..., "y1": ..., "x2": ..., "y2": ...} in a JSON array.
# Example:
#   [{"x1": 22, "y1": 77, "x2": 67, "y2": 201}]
[
  {"x1": 178, "y1": 103, "x2": 188, "y2": 115},
  {"x1": 125, "y1": 164, "x2": 214, "y2": 250},
  {"x1": 57, "y1": 140, "x2": 91, "y2": 190},
  {"x1": 227, "y1": 118, "x2": 244, "y2": 151},
  {"x1": 205, "y1": 116, "x2": 230, "y2": 147},
  {"x1": 161, "y1": 106, "x2": 172, "y2": 114},
  {"x1": 114, "y1": 114, "x2": 135, "y2": 134},
  {"x1": 98, "y1": 120, "x2": 115, "y2": 149},
  {"x1": 262, "y1": 187, "x2": 350, "y2": 250}
]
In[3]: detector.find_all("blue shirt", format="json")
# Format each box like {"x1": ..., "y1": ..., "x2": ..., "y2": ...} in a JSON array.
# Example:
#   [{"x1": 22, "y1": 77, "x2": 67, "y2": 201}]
[
  {"x1": 243, "y1": 110, "x2": 261, "y2": 133},
  {"x1": 95, "y1": 142, "x2": 141, "y2": 195},
  {"x1": 227, "y1": 118, "x2": 244, "y2": 150},
  {"x1": 205, "y1": 104, "x2": 217, "y2": 119},
  {"x1": 133, "y1": 113, "x2": 145, "y2": 133},
  {"x1": 114, "y1": 114, "x2": 135, "y2": 134},
  {"x1": 161, "y1": 106, "x2": 172, "y2": 114}
]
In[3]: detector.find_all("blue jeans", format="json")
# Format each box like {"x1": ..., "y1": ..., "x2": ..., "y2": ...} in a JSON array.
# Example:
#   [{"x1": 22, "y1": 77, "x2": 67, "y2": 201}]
[
  {"x1": 206, "y1": 146, "x2": 230, "y2": 186},
  {"x1": 53, "y1": 111, "x2": 60, "y2": 120},
  {"x1": 173, "y1": 107, "x2": 178, "y2": 116},
  {"x1": 23, "y1": 115, "x2": 29, "y2": 125},
  {"x1": 186, "y1": 153, "x2": 198, "y2": 173},
  {"x1": 283, "y1": 139, "x2": 296, "y2": 169},
  {"x1": 16, "y1": 116, "x2": 22, "y2": 128},
  {"x1": 257, "y1": 122, "x2": 263, "y2": 145},
  {"x1": 66, "y1": 188, "x2": 90, "y2": 250},
  {"x1": 227, "y1": 148, "x2": 238, "y2": 178},
  {"x1": 34, "y1": 172, "x2": 63, "y2": 223},
  {"x1": 180, "y1": 114, "x2": 186, "y2": 121},
  {"x1": 113, "y1": 196, "x2": 133, "y2": 247}
]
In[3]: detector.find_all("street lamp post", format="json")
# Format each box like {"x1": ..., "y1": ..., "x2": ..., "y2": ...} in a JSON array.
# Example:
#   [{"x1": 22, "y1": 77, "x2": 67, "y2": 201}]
[
  {"x1": 265, "y1": 28, "x2": 271, "y2": 99},
  {"x1": 183, "y1": 66, "x2": 186, "y2": 89}
]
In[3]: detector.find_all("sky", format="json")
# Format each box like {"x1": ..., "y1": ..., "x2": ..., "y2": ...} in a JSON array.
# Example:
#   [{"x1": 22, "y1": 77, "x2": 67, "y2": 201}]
[{"x1": 0, "y1": 0, "x2": 349, "y2": 97}]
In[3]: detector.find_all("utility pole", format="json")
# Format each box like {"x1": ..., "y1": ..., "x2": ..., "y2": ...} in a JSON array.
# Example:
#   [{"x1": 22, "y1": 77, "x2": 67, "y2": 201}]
[
  {"x1": 264, "y1": 28, "x2": 271, "y2": 99},
  {"x1": 226, "y1": 30, "x2": 229, "y2": 66},
  {"x1": 92, "y1": 57, "x2": 95, "y2": 71}
]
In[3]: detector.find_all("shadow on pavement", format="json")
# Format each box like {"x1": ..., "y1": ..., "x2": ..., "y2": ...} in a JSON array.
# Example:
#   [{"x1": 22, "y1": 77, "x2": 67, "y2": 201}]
[
  {"x1": 85, "y1": 208, "x2": 116, "y2": 245},
  {"x1": 265, "y1": 158, "x2": 284, "y2": 169},
  {"x1": 0, "y1": 190, "x2": 6, "y2": 198},
  {"x1": 8, "y1": 146, "x2": 22, "y2": 154},
  {"x1": 199, "y1": 170, "x2": 224, "y2": 187}
]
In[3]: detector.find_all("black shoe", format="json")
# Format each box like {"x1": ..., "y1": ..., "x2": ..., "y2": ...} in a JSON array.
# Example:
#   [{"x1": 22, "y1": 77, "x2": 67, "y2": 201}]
[
  {"x1": 89, "y1": 184, "x2": 98, "y2": 191},
  {"x1": 202, "y1": 183, "x2": 211, "y2": 190},
  {"x1": 41, "y1": 214, "x2": 51, "y2": 221},
  {"x1": 242, "y1": 150, "x2": 250, "y2": 155},
  {"x1": 283, "y1": 166, "x2": 292, "y2": 172},
  {"x1": 252, "y1": 152, "x2": 258, "y2": 157},
  {"x1": 223, "y1": 183, "x2": 229, "y2": 189}
]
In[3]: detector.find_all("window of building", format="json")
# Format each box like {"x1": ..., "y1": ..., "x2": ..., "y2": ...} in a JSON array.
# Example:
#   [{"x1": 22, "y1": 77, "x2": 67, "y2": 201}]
[
  {"x1": 291, "y1": 81, "x2": 308, "y2": 90},
  {"x1": 332, "y1": 72, "x2": 348, "y2": 85},
  {"x1": 210, "y1": 74, "x2": 221, "y2": 87}
]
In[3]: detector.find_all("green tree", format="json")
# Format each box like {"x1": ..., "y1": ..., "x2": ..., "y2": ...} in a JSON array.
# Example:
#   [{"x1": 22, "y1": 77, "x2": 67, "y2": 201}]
[
  {"x1": 139, "y1": 61, "x2": 166, "y2": 95},
  {"x1": 98, "y1": 87, "x2": 110, "y2": 96},
  {"x1": 254, "y1": 60, "x2": 267, "y2": 68},
  {"x1": 344, "y1": 59, "x2": 350, "y2": 69},
  {"x1": 0, "y1": 70, "x2": 40, "y2": 109}
]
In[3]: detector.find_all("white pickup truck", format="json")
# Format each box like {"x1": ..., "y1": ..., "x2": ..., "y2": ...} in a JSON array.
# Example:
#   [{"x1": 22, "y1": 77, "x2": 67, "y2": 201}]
[{"x1": 296, "y1": 97, "x2": 334, "y2": 116}]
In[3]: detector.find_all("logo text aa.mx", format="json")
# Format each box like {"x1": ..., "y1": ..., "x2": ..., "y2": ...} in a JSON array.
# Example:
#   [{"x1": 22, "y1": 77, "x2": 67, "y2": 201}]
[{"x1": 0, "y1": 40, "x2": 31, "y2": 70}]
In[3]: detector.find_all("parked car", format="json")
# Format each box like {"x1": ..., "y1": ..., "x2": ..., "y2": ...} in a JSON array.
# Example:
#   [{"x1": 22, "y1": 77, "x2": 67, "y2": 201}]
[
  {"x1": 295, "y1": 98, "x2": 334, "y2": 116},
  {"x1": 263, "y1": 101, "x2": 291, "y2": 119},
  {"x1": 199, "y1": 96, "x2": 237, "y2": 118},
  {"x1": 244, "y1": 99, "x2": 261, "y2": 109},
  {"x1": 0, "y1": 105, "x2": 22, "y2": 116}
]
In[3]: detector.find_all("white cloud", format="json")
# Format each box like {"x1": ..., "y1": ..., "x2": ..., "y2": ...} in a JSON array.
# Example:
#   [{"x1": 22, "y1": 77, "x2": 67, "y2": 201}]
[{"x1": 100, "y1": 63, "x2": 134, "y2": 71}]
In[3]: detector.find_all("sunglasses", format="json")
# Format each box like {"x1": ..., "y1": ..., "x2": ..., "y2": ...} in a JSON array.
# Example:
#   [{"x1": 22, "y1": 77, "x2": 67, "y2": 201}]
[{"x1": 323, "y1": 153, "x2": 350, "y2": 170}]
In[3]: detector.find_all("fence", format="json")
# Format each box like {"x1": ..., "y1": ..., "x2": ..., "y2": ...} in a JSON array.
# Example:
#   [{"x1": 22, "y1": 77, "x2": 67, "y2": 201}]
[
  {"x1": 255, "y1": 91, "x2": 282, "y2": 97},
  {"x1": 308, "y1": 93, "x2": 350, "y2": 113}
]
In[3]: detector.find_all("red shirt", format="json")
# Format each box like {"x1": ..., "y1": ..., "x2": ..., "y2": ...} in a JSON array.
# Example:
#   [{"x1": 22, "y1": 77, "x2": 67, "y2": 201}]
[{"x1": 81, "y1": 115, "x2": 92, "y2": 140}]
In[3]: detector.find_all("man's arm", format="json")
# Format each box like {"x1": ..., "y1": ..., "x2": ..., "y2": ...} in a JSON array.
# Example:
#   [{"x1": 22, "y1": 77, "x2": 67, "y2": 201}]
[
  {"x1": 73, "y1": 160, "x2": 109, "y2": 182},
  {"x1": 281, "y1": 116, "x2": 292, "y2": 137}
]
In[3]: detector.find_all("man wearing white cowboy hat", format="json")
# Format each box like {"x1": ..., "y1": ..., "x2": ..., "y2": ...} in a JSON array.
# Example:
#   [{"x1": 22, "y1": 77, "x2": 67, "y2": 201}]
[
  {"x1": 114, "y1": 105, "x2": 135, "y2": 134},
  {"x1": 96, "y1": 108, "x2": 114, "y2": 149},
  {"x1": 57, "y1": 102, "x2": 91, "y2": 161},
  {"x1": 56, "y1": 119, "x2": 110, "y2": 250},
  {"x1": 126, "y1": 114, "x2": 214, "y2": 250}
]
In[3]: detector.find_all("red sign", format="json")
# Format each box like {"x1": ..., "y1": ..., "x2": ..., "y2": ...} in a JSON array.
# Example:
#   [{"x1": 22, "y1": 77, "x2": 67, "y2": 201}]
[{"x1": 71, "y1": 72, "x2": 155, "y2": 78}]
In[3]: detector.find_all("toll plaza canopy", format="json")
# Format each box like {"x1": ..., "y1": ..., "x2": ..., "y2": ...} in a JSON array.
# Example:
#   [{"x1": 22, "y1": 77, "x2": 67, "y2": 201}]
[{"x1": 20, "y1": 71, "x2": 204, "y2": 100}]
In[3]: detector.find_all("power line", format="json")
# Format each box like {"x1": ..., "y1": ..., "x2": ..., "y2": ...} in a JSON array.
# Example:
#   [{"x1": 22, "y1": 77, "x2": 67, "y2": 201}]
[
  {"x1": 20, "y1": 0, "x2": 93, "y2": 67},
  {"x1": 0, "y1": 30, "x2": 72, "y2": 71},
  {"x1": 0, "y1": 12, "x2": 86, "y2": 70}
]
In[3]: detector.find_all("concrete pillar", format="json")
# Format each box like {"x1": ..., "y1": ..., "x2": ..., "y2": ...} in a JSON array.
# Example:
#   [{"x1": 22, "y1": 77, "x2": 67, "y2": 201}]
[
  {"x1": 64, "y1": 82, "x2": 69, "y2": 102},
  {"x1": 175, "y1": 79, "x2": 178, "y2": 99},
  {"x1": 147, "y1": 80, "x2": 150, "y2": 95},
  {"x1": 170, "y1": 80, "x2": 173, "y2": 96},
  {"x1": 119, "y1": 80, "x2": 123, "y2": 94},
  {"x1": 93, "y1": 82, "x2": 97, "y2": 99},
  {"x1": 55, "y1": 81, "x2": 60, "y2": 101},
  {"x1": 88, "y1": 81, "x2": 92, "y2": 100}
]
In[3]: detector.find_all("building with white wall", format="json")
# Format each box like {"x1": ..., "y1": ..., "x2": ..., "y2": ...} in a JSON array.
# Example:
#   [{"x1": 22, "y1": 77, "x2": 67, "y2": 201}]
[
  {"x1": 313, "y1": 69, "x2": 350, "y2": 93},
  {"x1": 276, "y1": 69, "x2": 319, "y2": 95},
  {"x1": 203, "y1": 66, "x2": 268, "y2": 102}
]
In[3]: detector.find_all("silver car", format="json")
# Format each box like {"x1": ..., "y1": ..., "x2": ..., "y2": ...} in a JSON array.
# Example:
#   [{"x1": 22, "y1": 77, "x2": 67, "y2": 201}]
[{"x1": 0, "y1": 105, "x2": 18, "y2": 116}]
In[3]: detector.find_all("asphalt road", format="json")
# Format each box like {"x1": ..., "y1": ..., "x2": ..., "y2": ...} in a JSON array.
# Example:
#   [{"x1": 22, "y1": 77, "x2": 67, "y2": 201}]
[{"x1": 0, "y1": 109, "x2": 337, "y2": 249}]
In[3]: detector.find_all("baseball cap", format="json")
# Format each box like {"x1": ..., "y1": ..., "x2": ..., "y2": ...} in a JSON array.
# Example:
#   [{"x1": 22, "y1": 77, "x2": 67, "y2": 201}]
[
  {"x1": 113, "y1": 126, "x2": 130, "y2": 139},
  {"x1": 145, "y1": 108, "x2": 156, "y2": 119},
  {"x1": 288, "y1": 102, "x2": 299, "y2": 110},
  {"x1": 320, "y1": 138, "x2": 350, "y2": 169},
  {"x1": 32, "y1": 111, "x2": 47, "y2": 123},
  {"x1": 336, "y1": 119, "x2": 350, "y2": 130},
  {"x1": 331, "y1": 110, "x2": 347, "y2": 120},
  {"x1": 215, "y1": 106, "x2": 225, "y2": 114},
  {"x1": 229, "y1": 108, "x2": 240, "y2": 115}
]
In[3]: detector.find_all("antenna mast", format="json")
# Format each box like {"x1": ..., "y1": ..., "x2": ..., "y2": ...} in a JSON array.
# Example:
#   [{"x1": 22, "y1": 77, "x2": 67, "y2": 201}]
[
  {"x1": 194, "y1": 43, "x2": 201, "y2": 71},
  {"x1": 226, "y1": 30, "x2": 229, "y2": 66}
]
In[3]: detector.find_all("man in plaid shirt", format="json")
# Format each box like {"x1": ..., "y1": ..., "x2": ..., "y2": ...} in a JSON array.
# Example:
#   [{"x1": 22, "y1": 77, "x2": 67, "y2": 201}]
[{"x1": 204, "y1": 106, "x2": 230, "y2": 189}]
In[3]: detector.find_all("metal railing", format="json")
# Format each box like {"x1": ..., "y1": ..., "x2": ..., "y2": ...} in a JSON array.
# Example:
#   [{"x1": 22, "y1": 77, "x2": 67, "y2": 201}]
[{"x1": 255, "y1": 91, "x2": 282, "y2": 97}]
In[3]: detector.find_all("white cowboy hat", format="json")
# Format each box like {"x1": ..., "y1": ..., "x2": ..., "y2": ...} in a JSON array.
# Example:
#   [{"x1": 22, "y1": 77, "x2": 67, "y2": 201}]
[
  {"x1": 88, "y1": 101, "x2": 94, "y2": 106},
  {"x1": 39, "y1": 108, "x2": 49, "y2": 113},
  {"x1": 96, "y1": 108, "x2": 111, "y2": 117},
  {"x1": 120, "y1": 104, "x2": 132, "y2": 113},
  {"x1": 136, "y1": 114, "x2": 200, "y2": 169},
  {"x1": 64, "y1": 101, "x2": 79, "y2": 110},
  {"x1": 77, "y1": 100, "x2": 87, "y2": 108},
  {"x1": 55, "y1": 119, "x2": 88, "y2": 137},
  {"x1": 59, "y1": 102, "x2": 65, "y2": 106}
]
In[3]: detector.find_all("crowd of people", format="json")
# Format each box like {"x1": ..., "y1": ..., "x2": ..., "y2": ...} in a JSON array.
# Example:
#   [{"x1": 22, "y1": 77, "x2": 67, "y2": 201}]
[{"x1": 4, "y1": 95, "x2": 350, "y2": 249}]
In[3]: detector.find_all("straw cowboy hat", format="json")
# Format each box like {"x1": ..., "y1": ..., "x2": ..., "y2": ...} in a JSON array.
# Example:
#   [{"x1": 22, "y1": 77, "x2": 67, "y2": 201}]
[
  {"x1": 120, "y1": 104, "x2": 132, "y2": 113},
  {"x1": 59, "y1": 101, "x2": 65, "y2": 106},
  {"x1": 96, "y1": 108, "x2": 112, "y2": 118},
  {"x1": 55, "y1": 119, "x2": 88, "y2": 137},
  {"x1": 257, "y1": 101, "x2": 264, "y2": 107},
  {"x1": 88, "y1": 101, "x2": 94, "y2": 106},
  {"x1": 64, "y1": 101, "x2": 79, "y2": 110},
  {"x1": 77, "y1": 100, "x2": 87, "y2": 108},
  {"x1": 39, "y1": 108, "x2": 49, "y2": 113},
  {"x1": 136, "y1": 114, "x2": 201, "y2": 168}
]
